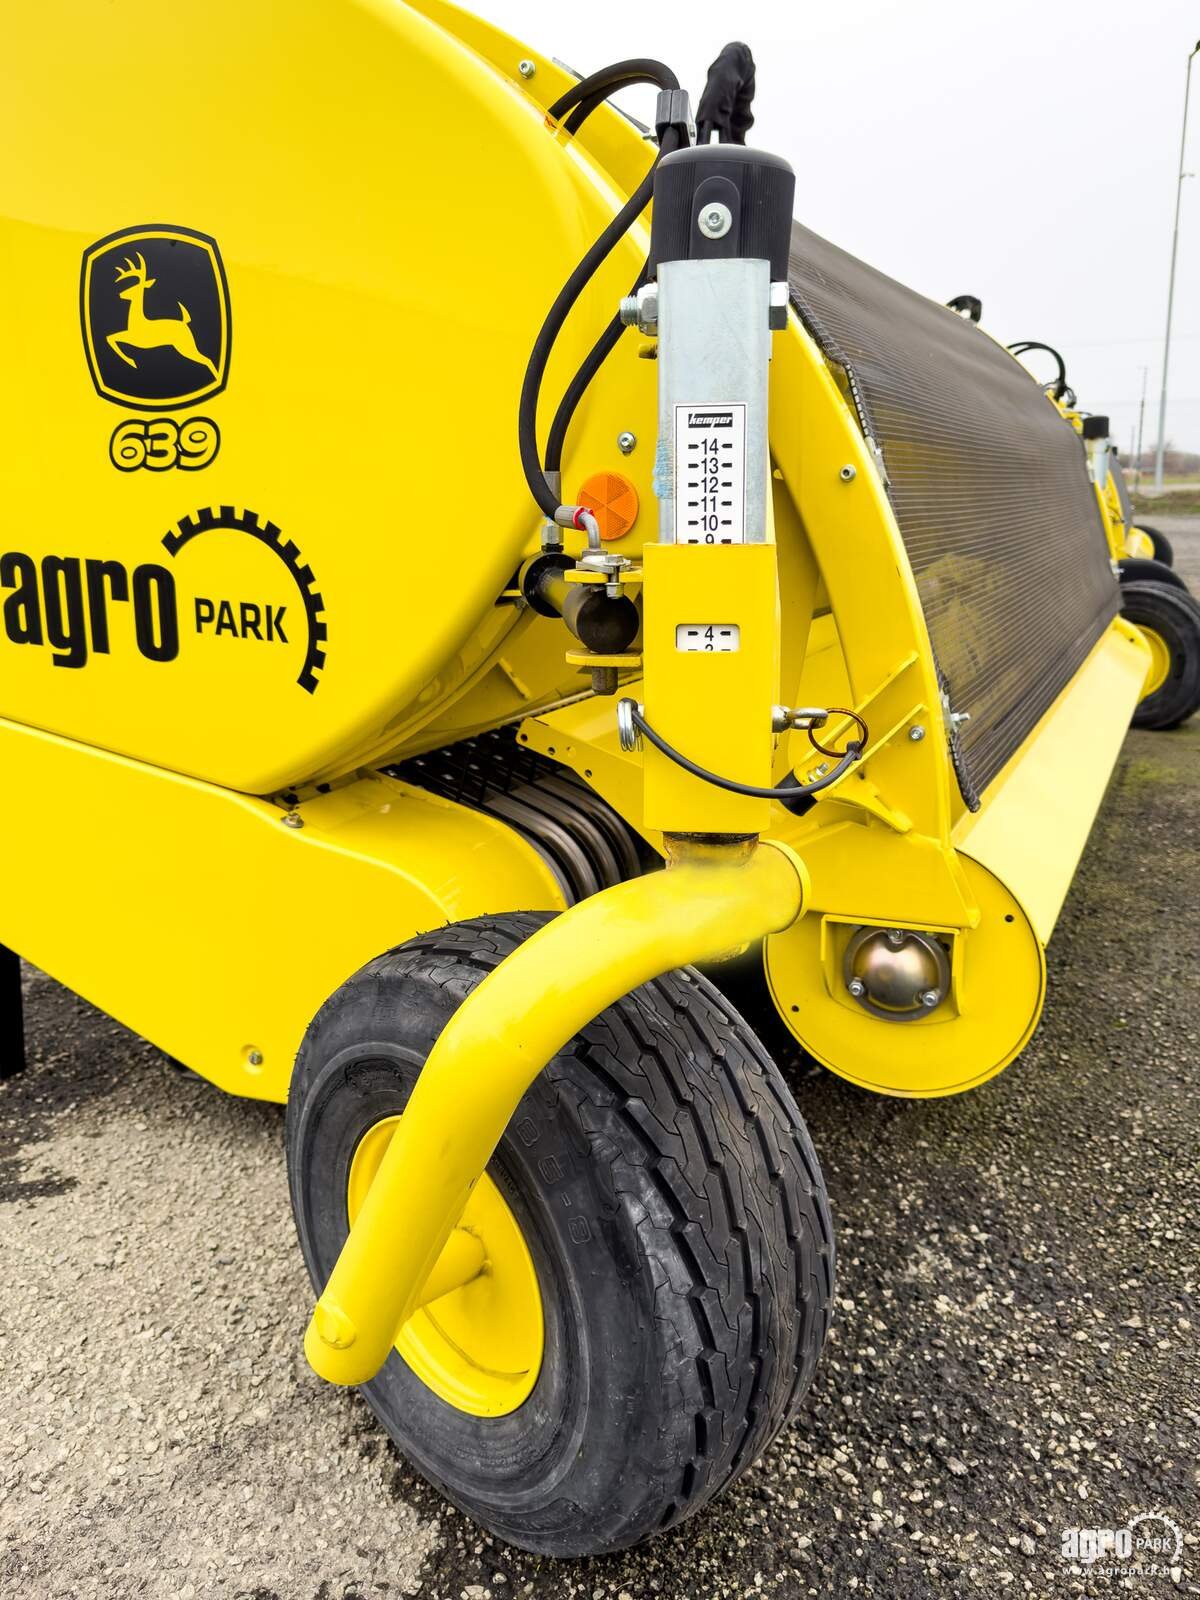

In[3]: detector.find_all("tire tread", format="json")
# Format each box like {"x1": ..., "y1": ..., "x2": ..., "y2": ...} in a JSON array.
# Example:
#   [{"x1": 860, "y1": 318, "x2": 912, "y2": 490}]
[{"x1": 289, "y1": 911, "x2": 834, "y2": 1548}]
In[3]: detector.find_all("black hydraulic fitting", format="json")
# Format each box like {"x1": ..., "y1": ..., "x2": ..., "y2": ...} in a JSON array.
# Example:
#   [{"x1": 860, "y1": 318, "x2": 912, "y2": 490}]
[
  {"x1": 522, "y1": 551, "x2": 572, "y2": 618},
  {"x1": 522, "y1": 555, "x2": 640, "y2": 654},
  {"x1": 563, "y1": 585, "x2": 640, "y2": 654}
]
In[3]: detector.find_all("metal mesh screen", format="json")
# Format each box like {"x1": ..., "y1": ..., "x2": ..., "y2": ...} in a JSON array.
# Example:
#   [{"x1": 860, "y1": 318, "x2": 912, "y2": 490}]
[{"x1": 787, "y1": 221, "x2": 1119, "y2": 806}]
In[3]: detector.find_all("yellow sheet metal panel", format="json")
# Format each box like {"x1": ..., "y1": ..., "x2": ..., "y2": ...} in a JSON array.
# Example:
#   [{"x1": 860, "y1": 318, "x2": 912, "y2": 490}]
[
  {"x1": 408, "y1": 0, "x2": 658, "y2": 204},
  {"x1": 955, "y1": 619, "x2": 1150, "y2": 944},
  {"x1": 641, "y1": 542, "x2": 780, "y2": 835},
  {"x1": 0, "y1": 716, "x2": 564, "y2": 1101},
  {"x1": 0, "y1": 0, "x2": 653, "y2": 794}
]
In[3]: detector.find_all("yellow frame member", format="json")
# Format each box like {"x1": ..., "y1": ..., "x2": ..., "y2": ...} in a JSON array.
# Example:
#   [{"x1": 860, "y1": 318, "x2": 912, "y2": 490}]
[{"x1": 522, "y1": 315, "x2": 1151, "y2": 1097}]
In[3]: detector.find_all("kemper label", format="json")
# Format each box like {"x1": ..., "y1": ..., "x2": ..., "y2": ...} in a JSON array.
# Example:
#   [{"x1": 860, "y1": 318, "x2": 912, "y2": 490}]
[{"x1": 674, "y1": 403, "x2": 747, "y2": 543}]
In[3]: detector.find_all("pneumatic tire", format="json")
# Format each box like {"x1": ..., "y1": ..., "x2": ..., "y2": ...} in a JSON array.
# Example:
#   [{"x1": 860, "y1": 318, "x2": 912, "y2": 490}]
[
  {"x1": 1117, "y1": 556, "x2": 1187, "y2": 592},
  {"x1": 1137, "y1": 524, "x2": 1174, "y2": 567},
  {"x1": 286, "y1": 914, "x2": 834, "y2": 1557},
  {"x1": 1121, "y1": 580, "x2": 1200, "y2": 730}
]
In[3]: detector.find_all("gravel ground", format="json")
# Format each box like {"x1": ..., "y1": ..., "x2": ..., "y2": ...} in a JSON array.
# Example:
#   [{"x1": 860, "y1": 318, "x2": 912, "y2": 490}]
[{"x1": 2, "y1": 520, "x2": 1198, "y2": 1600}]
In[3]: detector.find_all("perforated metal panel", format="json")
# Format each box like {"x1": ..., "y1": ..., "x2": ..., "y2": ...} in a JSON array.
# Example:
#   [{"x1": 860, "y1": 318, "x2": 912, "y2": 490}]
[{"x1": 787, "y1": 222, "x2": 1118, "y2": 806}]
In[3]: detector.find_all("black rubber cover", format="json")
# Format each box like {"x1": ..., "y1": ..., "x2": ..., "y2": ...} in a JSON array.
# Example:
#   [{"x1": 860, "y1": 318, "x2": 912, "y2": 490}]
[
  {"x1": 695, "y1": 41, "x2": 756, "y2": 145},
  {"x1": 787, "y1": 221, "x2": 1119, "y2": 805},
  {"x1": 650, "y1": 145, "x2": 795, "y2": 276}
]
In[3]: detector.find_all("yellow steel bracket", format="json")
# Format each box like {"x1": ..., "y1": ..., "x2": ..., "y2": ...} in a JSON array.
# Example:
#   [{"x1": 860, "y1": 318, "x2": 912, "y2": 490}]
[
  {"x1": 304, "y1": 840, "x2": 807, "y2": 1386},
  {"x1": 641, "y1": 541, "x2": 781, "y2": 836}
]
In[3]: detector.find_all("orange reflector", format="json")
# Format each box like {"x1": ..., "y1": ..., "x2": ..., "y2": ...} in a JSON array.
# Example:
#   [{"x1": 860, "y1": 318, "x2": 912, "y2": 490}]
[{"x1": 577, "y1": 471, "x2": 639, "y2": 542}]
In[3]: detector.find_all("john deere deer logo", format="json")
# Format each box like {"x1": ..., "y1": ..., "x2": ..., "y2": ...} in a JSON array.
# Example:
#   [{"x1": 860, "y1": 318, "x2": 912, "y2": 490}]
[
  {"x1": 108, "y1": 251, "x2": 220, "y2": 382},
  {"x1": 82, "y1": 225, "x2": 230, "y2": 409}
]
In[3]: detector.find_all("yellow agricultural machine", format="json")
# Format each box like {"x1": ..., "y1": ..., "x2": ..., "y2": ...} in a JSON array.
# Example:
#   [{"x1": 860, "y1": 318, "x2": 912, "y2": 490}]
[
  {"x1": 0, "y1": 0, "x2": 1182, "y2": 1557},
  {"x1": 1006, "y1": 337, "x2": 1200, "y2": 729}
]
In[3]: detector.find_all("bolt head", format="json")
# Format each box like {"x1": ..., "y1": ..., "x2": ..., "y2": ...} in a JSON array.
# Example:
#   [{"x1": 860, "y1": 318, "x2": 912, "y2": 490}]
[
  {"x1": 839, "y1": 464, "x2": 857, "y2": 482},
  {"x1": 248, "y1": 1050, "x2": 264, "y2": 1067},
  {"x1": 908, "y1": 724, "x2": 926, "y2": 742},
  {"x1": 518, "y1": 58, "x2": 536, "y2": 78},
  {"x1": 919, "y1": 989, "x2": 941, "y2": 1008},
  {"x1": 847, "y1": 978, "x2": 866, "y2": 998},
  {"x1": 617, "y1": 430, "x2": 637, "y2": 455},
  {"x1": 697, "y1": 202, "x2": 732, "y2": 239},
  {"x1": 887, "y1": 929, "x2": 906, "y2": 947},
  {"x1": 283, "y1": 811, "x2": 303, "y2": 829}
]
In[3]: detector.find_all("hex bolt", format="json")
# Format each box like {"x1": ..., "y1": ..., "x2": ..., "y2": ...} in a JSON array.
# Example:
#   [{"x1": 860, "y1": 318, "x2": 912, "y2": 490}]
[
  {"x1": 919, "y1": 989, "x2": 941, "y2": 1008},
  {"x1": 839, "y1": 464, "x2": 857, "y2": 482},
  {"x1": 518, "y1": 58, "x2": 536, "y2": 78},
  {"x1": 248, "y1": 1050, "x2": 264, "y2": 1067},
  {"x1": 283, "y1": 811, "x2": 304, "y2": 829},
  {"x1": 617, "y1": 431, "x2": 637, "y2": 455},
  {"x1": 908, "y1": 724, "x2": 926, "y2": 741},
  {"x1": 887, "y1": 929, "x2": 906, "y2": 947},
  {"x1": 697, "y1": 202, "x2": 732, "y2": 239},
  {"x1": 847, "y1": 978, "x2": 866, "y2": 999}
]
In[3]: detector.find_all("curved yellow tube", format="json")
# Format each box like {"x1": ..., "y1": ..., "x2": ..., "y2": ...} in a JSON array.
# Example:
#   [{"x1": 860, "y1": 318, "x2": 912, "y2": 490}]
[{"x1": 305, "y1": 841, "x2": 808, "y2": 1386}]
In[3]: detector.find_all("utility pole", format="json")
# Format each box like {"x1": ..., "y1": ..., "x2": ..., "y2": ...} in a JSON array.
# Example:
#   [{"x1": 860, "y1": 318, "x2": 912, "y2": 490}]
[
  {"x1": 1136, "y1": 364, "x2": 1148, "y2": 491},
  {"x1": 1154, "y1": 40, "x2": 1200, "y2": 492}
]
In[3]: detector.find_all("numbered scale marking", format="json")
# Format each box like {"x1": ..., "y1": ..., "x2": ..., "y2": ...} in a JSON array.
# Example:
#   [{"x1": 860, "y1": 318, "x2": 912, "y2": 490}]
[
  {"x1": 675, "y1": 624, "x2": 741, "y2": 652},
  {"x1": 674, "y1": 403, "x2": 746, "y2": 543}
]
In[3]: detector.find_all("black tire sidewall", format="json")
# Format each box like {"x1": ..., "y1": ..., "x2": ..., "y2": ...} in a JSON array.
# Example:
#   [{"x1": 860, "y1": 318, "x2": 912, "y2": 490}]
[
  {"x1": 288, "y1": 949, "x2": 715, "y2": 1553},
  {"x1": 1138, "y1": 525, "x2": 1174, "y2": 567},
  {"x1": 1117, "y1": 556, "x2": 1186, "y2": 591},
  {"x1": 1122, "y1": 581, "x2": 1200, "y2": 729}
]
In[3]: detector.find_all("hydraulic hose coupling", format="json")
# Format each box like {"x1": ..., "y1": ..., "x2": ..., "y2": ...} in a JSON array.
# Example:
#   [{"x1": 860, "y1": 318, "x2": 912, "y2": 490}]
[{"x1": 304, "y1": 840, "x2": 807, "y2": 1387}]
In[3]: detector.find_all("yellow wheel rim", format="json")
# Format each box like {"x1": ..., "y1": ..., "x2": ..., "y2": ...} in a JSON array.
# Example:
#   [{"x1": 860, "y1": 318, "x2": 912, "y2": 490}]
[
  {"x1": 1139, "y1": 625, "x2": 1171, "y2": 699},
  {"x1": 347, "y1": 1115, "x2": 543, "y2": 1417}
]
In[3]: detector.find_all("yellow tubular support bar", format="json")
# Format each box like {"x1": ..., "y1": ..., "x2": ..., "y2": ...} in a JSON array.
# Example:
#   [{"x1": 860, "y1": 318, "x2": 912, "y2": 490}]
[{"x1": 304, "y1": 841, "x2": 809, "y2": 1386}]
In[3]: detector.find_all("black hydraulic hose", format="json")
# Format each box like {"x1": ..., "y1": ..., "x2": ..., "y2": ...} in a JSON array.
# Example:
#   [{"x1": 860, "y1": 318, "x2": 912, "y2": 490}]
[
  {"x1": 627, "y1": 703, "x2": 865, "y2": 801},
  {"x1": 544, "y1": 125, "x2": 684, "y2": 476},
  {"x1": 1008, "y1": 340, "x2": 1068, "y2": 399},
  {"x1": 545, "y1": 306, "x2": 628, "y2": 475},
  {"x1": 564, "y1": 88, "x2": 621, "y2": 134},
  {"x1": 518, "y1": 121, "x2": 680, "y2": 516},
  {"x1": 543, "y1": 119, "x2": 686, "y2": 480},
  {"x1": 548, "y1": 58, "x2": 679, "y2": 125}
]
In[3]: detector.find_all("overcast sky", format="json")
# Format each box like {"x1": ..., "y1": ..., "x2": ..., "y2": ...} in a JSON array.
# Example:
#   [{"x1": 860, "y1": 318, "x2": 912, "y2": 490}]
[{"x1": 486, "y1": 0, "x2": 1199, "y2": 459}]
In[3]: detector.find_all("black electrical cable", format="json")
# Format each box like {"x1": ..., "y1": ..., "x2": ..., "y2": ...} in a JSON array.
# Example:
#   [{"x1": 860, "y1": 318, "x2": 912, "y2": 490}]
[
  {"x1": 518, "y1": 102, "x2": 682, "y2": 517},
  {"x1": 627, "y1": 703, "x2": 865, "y2": 801}
]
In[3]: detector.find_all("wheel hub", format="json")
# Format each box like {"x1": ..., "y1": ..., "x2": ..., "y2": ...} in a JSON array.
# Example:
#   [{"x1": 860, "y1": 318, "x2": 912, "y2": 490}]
[
  {"x1": 347, "y1": 1116, "x2": 543, "y2": 1417},
  {"x1": 1139, "y1": 624, "x2": 1172, "y2": 699}
]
